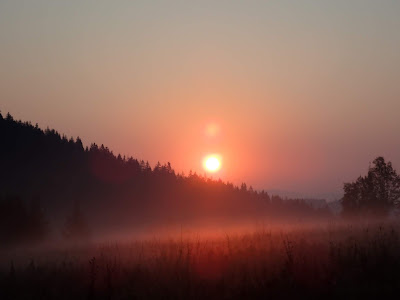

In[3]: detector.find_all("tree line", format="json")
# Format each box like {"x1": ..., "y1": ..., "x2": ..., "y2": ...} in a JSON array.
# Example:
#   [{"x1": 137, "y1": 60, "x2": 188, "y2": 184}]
[
  {"x1": 0, "y1": 112, "x2": 334, "y2": 244},
  {"x1": 0, "y1": 194, "x2": 90, "y2": 245}
]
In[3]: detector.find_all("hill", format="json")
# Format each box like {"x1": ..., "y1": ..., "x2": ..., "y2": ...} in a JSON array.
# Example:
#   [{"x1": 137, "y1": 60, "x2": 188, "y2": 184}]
[{"x1": 0, "y1": 112, "x2": 332, "y2": 243}]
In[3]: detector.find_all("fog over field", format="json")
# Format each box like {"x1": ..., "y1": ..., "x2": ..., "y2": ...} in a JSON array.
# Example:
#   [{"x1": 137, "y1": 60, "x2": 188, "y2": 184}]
[
  {"x1": 1, "y1": 1, "x2": 400, "y2": 299},
  {"x1": 1, "y1": 112, "x2": 400, "y2": 299}
]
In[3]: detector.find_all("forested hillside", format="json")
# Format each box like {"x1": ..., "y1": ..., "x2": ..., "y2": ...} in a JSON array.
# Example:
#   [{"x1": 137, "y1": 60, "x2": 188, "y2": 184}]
[{"x1": 0, "y1": 112, "x2": 331, "y2": 243}]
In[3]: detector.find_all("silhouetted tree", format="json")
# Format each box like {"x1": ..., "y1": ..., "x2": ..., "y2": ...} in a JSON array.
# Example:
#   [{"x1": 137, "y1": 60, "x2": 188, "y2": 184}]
[
  {"x1": 27, "y1": 195, "x2": 48, "y2": 241},
  {"x1": 342, "y1": 157, "x2": 400, "y2": 217},
  {"x1": 0, "y1": 195, "x2": 48, "y2": 245},
  {"x1": 63, "y1": 200, "x2": 90, "y2": 241},
  {"x1": 271, "y1": 195, "x2": 283, "y2": 206}
]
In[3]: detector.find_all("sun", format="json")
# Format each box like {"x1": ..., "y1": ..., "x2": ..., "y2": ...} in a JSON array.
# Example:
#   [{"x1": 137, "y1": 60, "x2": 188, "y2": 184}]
[{"x1": 203, "y1": 155, "x2": 221, "y2": 172}]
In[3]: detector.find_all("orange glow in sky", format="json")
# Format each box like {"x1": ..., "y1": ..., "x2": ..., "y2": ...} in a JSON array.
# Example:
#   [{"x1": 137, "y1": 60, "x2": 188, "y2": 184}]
[
  {"x1": 1, "y1": 1, "x2": 400, "y2": 198},
  {"x1": 205, "y1": 123, "x2": 221, "y2": 138}
]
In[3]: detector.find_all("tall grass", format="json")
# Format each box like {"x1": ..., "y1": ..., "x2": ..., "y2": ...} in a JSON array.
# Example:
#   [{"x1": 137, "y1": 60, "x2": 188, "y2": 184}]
[{"x1": 1, "y1": 221, "x2": 400, "y2": 299}]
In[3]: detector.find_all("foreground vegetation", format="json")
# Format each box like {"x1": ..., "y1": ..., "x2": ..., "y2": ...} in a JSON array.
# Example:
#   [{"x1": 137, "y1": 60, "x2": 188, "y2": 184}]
[{"x1": 2, "y1": 221, "x2": 400, "y2": 299}]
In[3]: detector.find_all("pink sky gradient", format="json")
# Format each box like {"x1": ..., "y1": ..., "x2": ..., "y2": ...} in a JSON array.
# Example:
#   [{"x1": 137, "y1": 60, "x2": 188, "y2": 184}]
[{"x1": 1, "y1": 1, "x2": 400, "y2": 199}]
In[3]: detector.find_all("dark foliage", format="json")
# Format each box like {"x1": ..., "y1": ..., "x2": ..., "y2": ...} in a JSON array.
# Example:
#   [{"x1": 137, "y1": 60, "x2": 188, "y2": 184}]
[
  {"x1": 341, "y1": 157, "x2": 400, "y2": 217},
  {"x1": 0, "y1": 195, "x2": 48, "y2": 245},
  {"x1": 63, "y1": 200, "x2": 90, "y2": 241},
  {"x1": 0, "y1": 112, "x2": 331, "y2": 242}
]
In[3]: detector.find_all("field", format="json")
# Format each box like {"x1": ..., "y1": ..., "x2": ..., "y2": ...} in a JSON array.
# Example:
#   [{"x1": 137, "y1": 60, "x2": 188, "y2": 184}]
[{"x1": 2, "y1": 221, "x2": 400, "y2": 299}]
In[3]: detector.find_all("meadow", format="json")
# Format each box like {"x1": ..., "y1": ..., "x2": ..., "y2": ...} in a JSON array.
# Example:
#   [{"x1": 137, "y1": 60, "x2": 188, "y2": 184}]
[{"x1": 2, "y1": 220, "x2": 400, "y2": 299}]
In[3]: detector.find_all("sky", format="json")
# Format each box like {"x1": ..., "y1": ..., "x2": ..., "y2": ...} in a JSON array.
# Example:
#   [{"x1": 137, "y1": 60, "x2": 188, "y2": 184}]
[{"x1": 1, "y1": 1, "x2": 400, "y2": 199}]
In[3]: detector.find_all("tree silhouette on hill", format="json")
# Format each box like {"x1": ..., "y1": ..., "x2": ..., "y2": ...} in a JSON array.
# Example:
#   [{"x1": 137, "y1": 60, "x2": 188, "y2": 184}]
[
  {"x1": 342, "y1": 157, "x2": 400, "y2": 217},
  {"x1": 0, "y1": 111, "x2": 332, "y2": 240}
]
